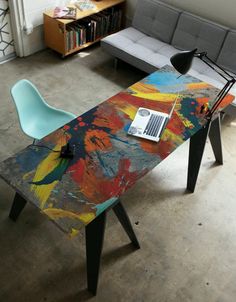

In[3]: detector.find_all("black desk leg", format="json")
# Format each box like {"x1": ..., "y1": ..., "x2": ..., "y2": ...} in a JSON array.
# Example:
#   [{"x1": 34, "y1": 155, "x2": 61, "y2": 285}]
[
  {"x1": 9, "y1": 192, "x2": 27, "y2": 221},
  {"x1": 113, "y1": 200, "x2": 140, "y2": 249},
  {"x1": 86, "y1": 211, "x2": 106, "y2": 296},
  {"x1": 187, "y1": 121, "x2": 211, "y2": 193},
  {"x1": 208, "y1": 115, "x2": 223, "y2": 164}
]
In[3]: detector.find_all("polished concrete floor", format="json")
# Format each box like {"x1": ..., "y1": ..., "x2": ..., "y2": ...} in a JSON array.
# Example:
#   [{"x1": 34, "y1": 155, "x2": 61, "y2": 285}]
[{"x1": 0, "y1": 46, "x2": 236, "y2": 302}]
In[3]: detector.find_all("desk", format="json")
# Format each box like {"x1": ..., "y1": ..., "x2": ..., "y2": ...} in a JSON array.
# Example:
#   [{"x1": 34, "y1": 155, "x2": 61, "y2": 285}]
[{"x1": 0, "y1": 66, "x2": 234, "y2": 294}]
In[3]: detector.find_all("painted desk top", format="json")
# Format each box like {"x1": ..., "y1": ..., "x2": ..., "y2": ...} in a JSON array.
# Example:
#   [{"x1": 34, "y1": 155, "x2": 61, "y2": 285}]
[{"x1": 0, "y1": 66, "x2": 234, "y2": 236}]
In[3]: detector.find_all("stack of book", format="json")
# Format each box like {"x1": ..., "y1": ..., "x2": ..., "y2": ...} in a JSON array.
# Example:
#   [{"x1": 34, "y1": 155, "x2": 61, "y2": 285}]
[{"x1": 65, "y1": 7, "x2": 122, "y2": 52}]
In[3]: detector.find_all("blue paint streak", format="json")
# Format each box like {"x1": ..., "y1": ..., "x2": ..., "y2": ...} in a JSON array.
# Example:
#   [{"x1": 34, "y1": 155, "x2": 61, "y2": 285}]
[
  {"x1": 124, "y1": 123, "x2": 131, "y2": 133},
  {"x1": 143, "y1": 71, "x2": 201, "y2": 93},
  {"x1": 30, "y1": 159, "x2": 69, "y2": 185},
  {"x1": 16, "y1": 147, "x2": 49, "y2": 173},
  {"x1": 95, "y1": 197, "x2": 118, "y2": 216}
]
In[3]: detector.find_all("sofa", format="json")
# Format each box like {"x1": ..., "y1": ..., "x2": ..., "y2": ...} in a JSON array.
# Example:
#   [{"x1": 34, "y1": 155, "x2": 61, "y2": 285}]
[{"x1": 101, "y1": 0, "x2": 236, "y2": 113}]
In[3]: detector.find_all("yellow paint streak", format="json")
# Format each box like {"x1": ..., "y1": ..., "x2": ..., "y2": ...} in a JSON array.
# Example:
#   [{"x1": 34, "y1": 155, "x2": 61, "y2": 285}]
[
  {"x1": 78, "y1": 212, "x2": 96, "y2": 224},
  {"x1": 130, "y1": 82, "x2": 159, "y2": 94},
  {"x1": 43, "y1": 208, "x2": 95, "y2": 225},
  {"x1": 69, "y1": 228, "x2": 80, "y2": 238},
  {"x1": 187, "y1": 82, "x2": 210, "y2": 90},
  {"x1": 31, "y1": 181, "x2": 58, "y2": 209},
  {"x1": 176, "y1": 112, "x2": 195, "y2": 129},
  {"x1": 162, "y1": 129, "x2": 184, "y2": 145},
  {"x1": 23, "y1": 171, "x2": 34, "y2": 180},
  {"x1": 30, "y1": 139, "x2": 67, "y2": 209},
  {"x1": 130, "y1": 89, "x2": 180, "y2": 102},
  {"x1": 119, "y1": 104, "x2": 138, "y2": 120}
]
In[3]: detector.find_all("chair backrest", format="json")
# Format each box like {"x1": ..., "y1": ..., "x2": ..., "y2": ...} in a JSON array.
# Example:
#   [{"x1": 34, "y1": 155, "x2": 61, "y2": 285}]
[{"x1": 11, "y1": 79, "x2": 49, "y2": 138}]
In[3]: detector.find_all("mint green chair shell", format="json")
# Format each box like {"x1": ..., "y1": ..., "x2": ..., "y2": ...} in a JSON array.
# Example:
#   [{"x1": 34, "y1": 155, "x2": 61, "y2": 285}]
[{"x1": 11, "y1": 79, "x2": 76, "y2": 140}]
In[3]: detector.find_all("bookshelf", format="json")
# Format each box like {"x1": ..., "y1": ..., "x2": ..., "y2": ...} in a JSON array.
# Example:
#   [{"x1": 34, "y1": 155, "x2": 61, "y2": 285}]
[{"x1": 44, "y1": 0, "x2": 126, "y2": 57}]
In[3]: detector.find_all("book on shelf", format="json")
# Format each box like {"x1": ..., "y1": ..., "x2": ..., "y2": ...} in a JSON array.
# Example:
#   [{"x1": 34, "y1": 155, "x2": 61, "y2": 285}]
[
  {"x1": 73, "y1": 1, "x2": 97, "y2": 11},
  {"x1": 65, "y1": 6, "x2": 123, "y2": 52},
  {"x1": 53, "y1": 6, "x2": 77, "y2": 20}
]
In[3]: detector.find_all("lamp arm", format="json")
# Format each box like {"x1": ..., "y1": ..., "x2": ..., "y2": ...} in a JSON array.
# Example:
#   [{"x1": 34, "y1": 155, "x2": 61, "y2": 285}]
[
  {"x1": 198, "y1": 54, "x2": 231, "y2": 82},
  {"x1": 209, "y1": 79, "x2": 235, "y2": 116},
  {"x1": 194, "y1": 52, "x2": 236, "y2": 117}
]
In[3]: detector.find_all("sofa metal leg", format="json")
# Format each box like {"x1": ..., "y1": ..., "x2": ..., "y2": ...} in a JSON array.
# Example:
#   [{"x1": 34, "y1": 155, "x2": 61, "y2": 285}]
[{"x1": 114, "y1": 58, "x2": 118, "y2": 70}]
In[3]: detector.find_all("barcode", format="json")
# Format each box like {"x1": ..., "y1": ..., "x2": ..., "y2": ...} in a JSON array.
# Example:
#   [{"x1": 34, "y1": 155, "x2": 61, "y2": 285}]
[{"x1": 144, "y1": 114, "x2": 165, "y2": 137}]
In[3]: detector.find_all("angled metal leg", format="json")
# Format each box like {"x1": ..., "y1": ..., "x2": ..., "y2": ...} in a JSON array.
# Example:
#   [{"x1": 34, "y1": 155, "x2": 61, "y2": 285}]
[
  {"x1": 187, "y1": 121, "x2": 211, "y2": 193},
  {"x1": 86, "y1": 211, "x2": 106, "y2": 296},
  {"x1": 113, "y1": 200, "x2": 140, "y2": 249},
  {"x1": 9, "y1": 192, "x2": 27, "y2": 221},
  {"x1": 208, "y1": 115, "x2": 223, "y2": 164}
]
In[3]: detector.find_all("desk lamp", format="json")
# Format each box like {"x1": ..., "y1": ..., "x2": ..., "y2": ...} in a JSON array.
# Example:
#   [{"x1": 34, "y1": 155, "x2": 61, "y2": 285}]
[
  {"x1": 170, "y1": 48, "x2": 236, "y2": 120},
  {"x1": 170, "y1": 49, "x2": 236, "y2": 192}
]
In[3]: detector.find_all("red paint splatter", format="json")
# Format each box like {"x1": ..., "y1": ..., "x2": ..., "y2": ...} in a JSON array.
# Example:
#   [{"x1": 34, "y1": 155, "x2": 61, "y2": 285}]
[
  {"x1": 93, "y1": 103, "x2": 124, "y2": 134},
  {"x1": 108, "y1": 92, "x2": 170, "y2": 114},
  {"x1": 85, "y1": 129, "x2": 112, "y2": 152},
  {"x1": 68, "y1": 157, "x2": 147, "y2": 204},
  {"x1": 166, "y1": 112, "x2": 184, "y2": 136}
]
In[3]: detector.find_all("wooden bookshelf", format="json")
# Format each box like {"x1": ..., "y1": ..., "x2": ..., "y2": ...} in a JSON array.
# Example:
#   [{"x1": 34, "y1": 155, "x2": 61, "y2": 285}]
[{"x1": 44, "y1": 0, "x2": 126, "y2": 57}]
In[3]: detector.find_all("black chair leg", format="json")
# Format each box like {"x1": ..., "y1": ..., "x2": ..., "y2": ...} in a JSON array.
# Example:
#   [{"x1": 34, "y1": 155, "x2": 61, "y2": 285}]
[
  {"x1": 9, "y1": 192, "x2": 27, "y2": 221},
  {"x1": 85, "y1": 211, "x2": 106, "y2": 296},
  {"x1": 113, "y1": 200, "x2": 140, "y2": 249}
]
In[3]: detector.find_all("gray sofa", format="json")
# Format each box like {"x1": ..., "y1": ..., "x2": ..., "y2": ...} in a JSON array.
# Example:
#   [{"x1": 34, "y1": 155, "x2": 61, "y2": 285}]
[{"x1": 101, "y1": 0, "x2": 236, "y2": 112}]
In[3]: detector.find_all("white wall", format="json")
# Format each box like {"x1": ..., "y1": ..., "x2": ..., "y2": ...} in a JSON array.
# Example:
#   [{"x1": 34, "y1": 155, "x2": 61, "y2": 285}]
[
  {"x1": 23, "y1": 0, "x2": 69, "y2": 27},
  {"x1": 127, "y1": 0, "x2": 236, "y2": 29},
  {"x1": 10, "y1": 0, "x2": 69, "y2": 56}
]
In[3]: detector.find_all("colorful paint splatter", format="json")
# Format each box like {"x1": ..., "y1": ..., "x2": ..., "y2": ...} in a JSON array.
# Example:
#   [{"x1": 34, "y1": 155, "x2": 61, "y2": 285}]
[{"x1": 0, "y1": 66, "x2": 234, "y2": 235}]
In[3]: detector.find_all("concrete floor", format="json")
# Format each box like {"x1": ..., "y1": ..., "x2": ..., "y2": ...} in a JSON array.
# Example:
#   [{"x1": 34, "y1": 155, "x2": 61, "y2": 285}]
[{"x1": 0, "y1": 46, "x2": 236, "y2": 302}]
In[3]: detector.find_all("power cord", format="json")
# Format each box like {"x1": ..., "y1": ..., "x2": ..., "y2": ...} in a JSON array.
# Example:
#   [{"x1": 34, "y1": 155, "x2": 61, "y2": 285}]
[{"x1": 28, "y1": 142, "x2": 75, "y2": 158}]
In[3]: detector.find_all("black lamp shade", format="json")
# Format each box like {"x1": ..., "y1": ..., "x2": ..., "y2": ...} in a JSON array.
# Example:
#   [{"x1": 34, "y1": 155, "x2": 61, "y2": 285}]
[{"x1": 170, "y1": 48, "x2": 198, "y2": 74}]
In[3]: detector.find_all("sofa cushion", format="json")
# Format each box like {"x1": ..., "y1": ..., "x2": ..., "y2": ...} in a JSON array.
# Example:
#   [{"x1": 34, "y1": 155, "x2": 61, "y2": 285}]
[
  {"x1": 101, "y1": 27, "x2": 179, "y2": 73},
  {"x1": 132, "y1": 0, "x2": 180, "y2": 44},
  {"x1": 217, "y1": 30, "x2": 236, "y2": 75},
  {"x1": 172, "y1": 12, "x2": 228, "y2": 61}
]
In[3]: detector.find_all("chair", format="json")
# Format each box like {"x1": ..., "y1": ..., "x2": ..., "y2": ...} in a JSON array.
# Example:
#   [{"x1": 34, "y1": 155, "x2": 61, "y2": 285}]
[{"x1": 11, "y1": 79, "x2": 76, "y2": 140}]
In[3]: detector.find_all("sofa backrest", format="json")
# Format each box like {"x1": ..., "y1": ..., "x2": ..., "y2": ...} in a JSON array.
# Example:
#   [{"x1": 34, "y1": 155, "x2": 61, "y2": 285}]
[
  {"x1": 171, "y1": 12, "x2": 228, "y2": 61},
  {"x1": 132, "y1": 0, "x2": 181, "y2": 44},
  {"x1": 217, "y1": 30, "x2": 236, "y2": 75}
]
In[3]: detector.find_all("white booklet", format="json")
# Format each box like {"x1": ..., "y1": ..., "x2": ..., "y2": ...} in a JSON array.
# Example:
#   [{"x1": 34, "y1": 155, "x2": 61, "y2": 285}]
[{"x1": 72, "y1": 0, "x2": 96, "y2": 11}]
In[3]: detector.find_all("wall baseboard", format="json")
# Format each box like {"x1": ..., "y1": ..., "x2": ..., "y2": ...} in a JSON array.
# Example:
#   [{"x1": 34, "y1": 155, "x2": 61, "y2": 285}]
[
  {"x1": 21, "y1": 25, "x2": 45, "y2": 57},
  {"x1": 0, "y1": 53, "x2": 16, "y2": 64}
]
